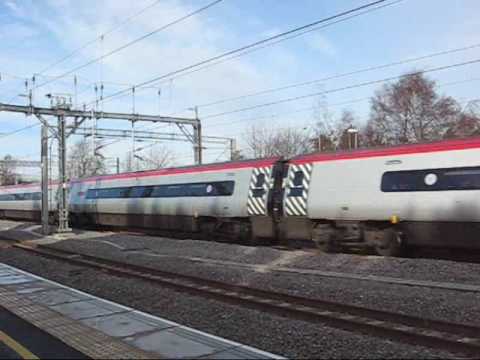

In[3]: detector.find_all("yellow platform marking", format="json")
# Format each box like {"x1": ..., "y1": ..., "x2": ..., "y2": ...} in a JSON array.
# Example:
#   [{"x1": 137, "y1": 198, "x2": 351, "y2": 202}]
[{"x1": 0, "y1": 330, "x2": 39, "y2": 360}]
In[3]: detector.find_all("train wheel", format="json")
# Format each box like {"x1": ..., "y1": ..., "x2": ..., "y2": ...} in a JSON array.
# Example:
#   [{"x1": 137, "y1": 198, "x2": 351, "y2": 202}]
[
  {"x1": 312, "y1": 225, "x2": 337, "y2": 253},
  {"x1": 374, "y1": 229, "x2": 404, "y2": 257}
]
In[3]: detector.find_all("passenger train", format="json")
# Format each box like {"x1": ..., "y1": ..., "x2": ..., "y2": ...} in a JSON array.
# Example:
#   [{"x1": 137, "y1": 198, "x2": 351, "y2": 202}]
[{"x1": 1, "y1": 137, "x2": 480, "y2": 256}]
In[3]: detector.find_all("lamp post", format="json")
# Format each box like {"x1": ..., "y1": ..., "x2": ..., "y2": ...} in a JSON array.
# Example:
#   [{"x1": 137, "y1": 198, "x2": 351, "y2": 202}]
[{"x1": 347, "y1": 127, "x2": 359, "y2": 149}]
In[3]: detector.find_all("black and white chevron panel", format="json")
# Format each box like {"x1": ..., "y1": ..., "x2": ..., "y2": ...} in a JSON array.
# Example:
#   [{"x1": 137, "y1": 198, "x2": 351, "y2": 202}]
[
  {"x1": 247, "y1": 166, "x2": 273, "y2": 216},
  {"x1": 285, "y1": 163, "x2": 313, "y2": 217}
]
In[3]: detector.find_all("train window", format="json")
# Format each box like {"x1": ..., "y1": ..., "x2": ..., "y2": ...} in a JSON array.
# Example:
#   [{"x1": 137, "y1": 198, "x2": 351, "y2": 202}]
[
  {"x1": 212, "y1": 181, "x2": 235, "y2": 196},
  {"x1": 0, "y1": 192, "x2": 41, "y2": 201},
  {"x1": 150, "y1": 185, "x2": 166, "y2": 198},
  {"x1": 255, "y1": 174, "x2": 266, "y2": 188},
  {"x1": 288, "y1": 188, "x2": 304, "y2": 197},
  {"x1": 102, "y1": 188, "x2": 130, "y2": 198},
  {"x1": 86, "y1": 188, "x2": 129, "y2": 199},
  {"x1": 252, "y1": 189, "x2": 265, "y2": 197},
  {"x1": 252, "y1": 174, "x2": 266, "y2": 198},
  {"x1": 150, "y1": 185, "x2": 183, "y2": 197},
  {"x1": 293, "y1": 171, "x2": 304, "y2": 187},
  {"x1": 444, "y1": 169, "x2": 480, "y2": 190},
  {"x1": 0, "y1": 194, "x2": 15, "y2": 201},
  {"x1": 288, "y1": 171, "x2": 305, "y2": 197},
  {"x1": 381, "y1": 166, "x2": 480, "y2": 192},
  {"x1": 87, "y1": 181, "x2": 235, "y2": 199},
  {"x1": 86, "y1": 189, "x2": 98, "y2": 199},
  {"x1": 189, "y1": 183, "x2": 207, "y2": 196},
  {"x1": 130, "y1": 186, "x2": 149, "y2": 198},
  {"x1": 149, "y1": 181, "x2": 235, "y2": 198},
  {"x1": 26, "y1": 193, "x2": 41, "y2": 201}
]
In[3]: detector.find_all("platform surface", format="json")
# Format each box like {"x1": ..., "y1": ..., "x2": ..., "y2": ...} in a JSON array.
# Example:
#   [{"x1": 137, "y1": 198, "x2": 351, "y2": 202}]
[
  {"x1": 0, "y1": 305, "x2": 87, "y2": 359},
  {"x1": 0, "y1": 263, "x2": 283, "y2": 359}
]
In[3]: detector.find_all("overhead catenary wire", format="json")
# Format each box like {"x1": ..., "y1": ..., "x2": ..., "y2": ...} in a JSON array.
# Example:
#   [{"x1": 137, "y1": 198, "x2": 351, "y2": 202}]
[
  {"x1": 89, "y1": 0, "x2": 401, "y2": 108},
  {"x1": 0, "y1": 123, "x2": 40, "y2": 140},
  {"x1": 15, "y1": 92, "x2": 480, "y2": 167},
  {"x1": 96, "y1": 74, "x2": 480, "y2": 153},
  {"x1": 201, "y1": 58, "x2": 480, "y2": 120},
  {"x1": 195, "y1": 42, "x2": 480, "y2": 109},
  {"x1": 36, "y1": 0, "x2": 164, "y2": 75},
  {"x1": 205, "y1": 76, "x2": 480, "y2": 129},
  {"x1": 35, "y1": 0, "x2": 225, "y2": 90},
  {"x1": 134, "y1": 0, "x2": 405, "y2": 97},
  {"x1": 0, "y1": 71, "x2": 28, "y2": 81},
  {"x1": 204, "y1": 97, "x2": 371, "y2": 129},
  {"x1": 80, "y1": 0, "x2": 402, "y2": 121}
]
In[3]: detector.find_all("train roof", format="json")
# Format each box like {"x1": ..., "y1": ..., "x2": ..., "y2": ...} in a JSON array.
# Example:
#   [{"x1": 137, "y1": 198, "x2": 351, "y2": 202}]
[
  {"x1": 291, "y1": 136, "x2": 480, "y2": 165},
  {"x1": 0, "y1": 157, "x2": 281, "y2": 191},
  {"x1": 3, "y1": 137, "x2": 480, "y2": 191},
  {"x1": 71, "y1": 156, "x2": 281, "y2": 185},
  {"x1": 0, "y1": 182, "x2": 55, "y2": 192}
]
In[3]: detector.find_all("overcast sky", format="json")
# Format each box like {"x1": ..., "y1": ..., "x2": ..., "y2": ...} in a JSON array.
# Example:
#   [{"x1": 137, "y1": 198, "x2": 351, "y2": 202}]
[{"x1": 1, "y1": 0, "x2": 479, "y2": 172}]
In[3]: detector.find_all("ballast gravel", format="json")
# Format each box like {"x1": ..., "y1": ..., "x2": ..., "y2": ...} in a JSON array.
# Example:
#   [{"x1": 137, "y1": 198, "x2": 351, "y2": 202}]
[
  {"x1": 0, "y1": 247, "x2": 456, "y2": 359},
  {"x1": 44, "y1": 233, "x2": 480, "y2": 326},
  {"x1": 52, "y1": 231, "x2": 480, "y2": 285}
]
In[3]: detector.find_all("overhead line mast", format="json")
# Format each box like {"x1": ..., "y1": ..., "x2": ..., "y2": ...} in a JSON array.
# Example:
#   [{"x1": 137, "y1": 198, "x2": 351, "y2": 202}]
[{"x1": 0, "y1": 101, "x2": 201, "y2": 235}]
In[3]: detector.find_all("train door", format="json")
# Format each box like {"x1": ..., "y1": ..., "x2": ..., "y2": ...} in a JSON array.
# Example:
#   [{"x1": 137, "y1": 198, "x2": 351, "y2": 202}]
[
  {"x1": 284, "y1": 162, "x2": 313, "y2": 217},
  {"x1": 247, "y1": 166, "x2": 274, "y2": 216}
]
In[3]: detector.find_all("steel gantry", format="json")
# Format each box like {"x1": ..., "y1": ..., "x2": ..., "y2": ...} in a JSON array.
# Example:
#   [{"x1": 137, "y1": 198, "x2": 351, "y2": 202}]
[
  {"x1": 0, "y1": 101, "x2": 201, "y2": 235},
  {"x1": 70, "y1": 126, "x2": 236, "y2": 160}
]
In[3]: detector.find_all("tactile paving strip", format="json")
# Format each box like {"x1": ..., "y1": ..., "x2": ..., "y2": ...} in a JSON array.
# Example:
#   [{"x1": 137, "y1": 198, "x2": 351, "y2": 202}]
[{"x1": 0, "y1": 290, "x2": 157, "y2": 359}]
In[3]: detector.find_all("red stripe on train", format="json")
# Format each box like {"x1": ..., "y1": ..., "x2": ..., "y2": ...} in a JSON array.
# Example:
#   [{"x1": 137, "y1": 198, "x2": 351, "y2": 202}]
[
  {"x1": 0, "y1": 158, "x2": 279, "y2": 191},
  {"x1": 71, "y1": 157, "x2": 280, "y2": 185},
  {"x1": 291, "y1": 137, "x2": 480, "y2": 165}
]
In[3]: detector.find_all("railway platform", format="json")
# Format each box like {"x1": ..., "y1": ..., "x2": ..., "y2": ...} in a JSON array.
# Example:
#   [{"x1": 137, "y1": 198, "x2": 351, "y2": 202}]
[
  {"x1": 0, "y1": 305, "x2": 86, "y2": 359},
  {"x1": 0, "y1": 263, "x2": 282, "y2": 359}
]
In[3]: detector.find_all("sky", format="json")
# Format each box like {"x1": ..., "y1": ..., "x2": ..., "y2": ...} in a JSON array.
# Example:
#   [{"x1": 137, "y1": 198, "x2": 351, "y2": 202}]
[{"x1": 0, "y1": 0, "x2": 479, "y2": 177}]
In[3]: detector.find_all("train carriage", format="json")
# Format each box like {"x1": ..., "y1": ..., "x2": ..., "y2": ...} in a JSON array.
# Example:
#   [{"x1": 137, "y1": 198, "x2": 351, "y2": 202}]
[
  {"x1": 69, "y1": 157, "x2": 282, "y2": 242},
  {"x1": 1, "y1": 137, "x2": 480, "y2": 256},
  {"x1": 282, "y1": 137, "x2": 480, "y2": 255},
  {"x1": 0, "y1": 183, "x2": 57, "y2": 221}
]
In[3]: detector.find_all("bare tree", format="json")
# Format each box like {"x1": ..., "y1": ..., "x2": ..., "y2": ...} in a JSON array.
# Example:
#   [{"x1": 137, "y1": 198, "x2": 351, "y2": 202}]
[
  {"x1": 314, "y1": 107, "x2": 360, "y2": 151},
  {"x1": 231, "y1": 148, "x2": 245, "y2": 161},
  {"x1": 243, "y1": 124, "x2": 312, "y2": 158},
  {"x1": 444, "y1": 100, "x2": 480, "y2": 138},
  {"x1": 444, "y1": 112, "x2": 480, "y2": 139},
  {"x1": 122, "y1": 151, "x2": 139, "y2": 172},
  {"x1": 364, "y1": 72, "x2": 460, "y2": 146},
  {"x1": 123, "y1": 145, "x2": 173, "y2": 172},
  {"x1": 67, "y1": 139, "x2": 106, "y2": 179},
  {"x1": 143, "y1": 146, "x2": 174, "y2": 169},
  {"x1": 0, "y1": 155, "x2": 18, "y2": 185},
  {"x1": 314, "y1": 105, "x2": 338, "y2": 151}
]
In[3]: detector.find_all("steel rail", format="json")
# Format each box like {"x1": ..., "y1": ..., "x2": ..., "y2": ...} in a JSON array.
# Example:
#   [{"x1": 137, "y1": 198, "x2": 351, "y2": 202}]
[{"x1": 12, "y1": 243, "x2": 480, "y2": 356}]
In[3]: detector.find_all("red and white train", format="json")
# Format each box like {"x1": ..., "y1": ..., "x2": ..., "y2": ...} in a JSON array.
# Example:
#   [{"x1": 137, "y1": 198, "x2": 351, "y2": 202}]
[{"x1": 1, "y1": 137, "x2": 480, "y2": 256}]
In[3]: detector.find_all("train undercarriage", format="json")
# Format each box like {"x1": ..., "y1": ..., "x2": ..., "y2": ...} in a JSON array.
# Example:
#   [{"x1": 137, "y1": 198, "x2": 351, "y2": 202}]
[{"x1": 1, "y1": 210, "x2": 480, "y2": 257}]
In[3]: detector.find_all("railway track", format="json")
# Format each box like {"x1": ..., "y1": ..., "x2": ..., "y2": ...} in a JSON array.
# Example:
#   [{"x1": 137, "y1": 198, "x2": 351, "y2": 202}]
[{"x1": 12, "y1": 243, "x2": 480, "y2": 357}]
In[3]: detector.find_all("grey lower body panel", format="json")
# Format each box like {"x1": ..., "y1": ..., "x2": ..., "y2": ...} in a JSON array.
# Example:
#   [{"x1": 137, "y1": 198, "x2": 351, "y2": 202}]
[
  {"x1": 80, "y1": 212, "x2": 200, "y2": 232},
  {"x1": 401, "y1": 221, "x2": 480, "y2": 249},
  {"x1": 0, "y1": 210, "x2": 40, "y2": 221}
]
